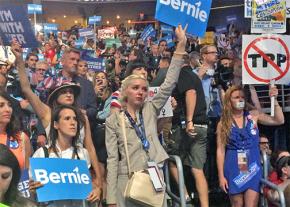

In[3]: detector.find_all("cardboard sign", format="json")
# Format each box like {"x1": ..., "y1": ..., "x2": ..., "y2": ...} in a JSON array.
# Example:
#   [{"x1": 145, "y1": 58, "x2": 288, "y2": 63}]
[
  {"x1": 199, "y1": 31, "x2": 215, "y2": 45},
  {"x1": 98, "y1": 27, "x2": 116, "y2": 39},
  {"x1": 88, "y1": 16, "x2": 102, "y2": 25},
  {"x1": 226, "y1": 15, "x2": 237, "y2": 23},
  {"x1": 81, "y1": 50, "x2": 105, "y2": 71},
  {"x1": 155, "y1": 0, "x2": 212, "y2": 37},
  {"x1": 148, "y1": 87, "x2": 173, "y2": 118},
  {"x1": 30, "y1": 158, "x2": 92, "y2": 202},
  {"x1": 105, "y1": 38, "x2": 122, "y2": 48},
  {"x1": 17, "y1": 169, "x2": 30, "y2": 198},
  {"x1": 0, "y1": 5, "x2": 38, "y2": 48},
  {"x1": 78, "y1": 28, "x2": 94, "y2": 38},
  {"x1": 160, "y1": 23, "x2": 174, "y2": 34},
  {"x1": 160, "y1": 34, "x2": 175, "y2": 48},
  {"x1": 242, "y1": 35, "x2": 290, "y2": 84},
  {"x1": 27, "y1": 4, "x2": 42, "y2": 14},
  {"x1": 140, "y1": 25, "x2": 156, "y2": 42},
  {"x1": 245, "y1": 0, "x2": 290, "y2": 18},
  {"x1": 251, "y1": 0, "x2": 287, "y2": 33},
  {"x1": 43, "y1": 23, "x2": 58, "y2": 36}
]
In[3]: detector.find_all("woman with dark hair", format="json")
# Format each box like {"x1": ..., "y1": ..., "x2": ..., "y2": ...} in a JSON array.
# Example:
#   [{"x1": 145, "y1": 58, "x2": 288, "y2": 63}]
[
  {"x1": 31, "y1": 105, "x2": 100, "y2": 206},
  {"x1": 217, "y1": 85, "x2": 284, "y2": 207},
  {"x1": 11, "y1": 41, "x2": 102, "y2": 195},
  {"x1": 0, "y1": 90, "x2": 32, "y2": 170},
  {"x1": 0, "y1": 144, "x2": 36, "y2": 207}
]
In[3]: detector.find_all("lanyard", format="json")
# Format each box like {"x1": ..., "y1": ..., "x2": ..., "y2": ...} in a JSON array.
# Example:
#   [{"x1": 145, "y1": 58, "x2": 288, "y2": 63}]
[{"x1": 124, "y1": 110, "x2": 150, "y2": 152}]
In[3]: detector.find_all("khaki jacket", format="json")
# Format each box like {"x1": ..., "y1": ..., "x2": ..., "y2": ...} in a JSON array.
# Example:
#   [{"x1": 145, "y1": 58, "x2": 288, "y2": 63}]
[{"x1": 105, "y1": 57, "x2": 184, "y2": 204}]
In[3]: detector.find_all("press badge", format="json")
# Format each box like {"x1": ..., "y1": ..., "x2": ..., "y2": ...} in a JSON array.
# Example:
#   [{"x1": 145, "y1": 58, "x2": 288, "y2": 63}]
[
  {"x1": 237, "y1": 150, "x2": 248, "y2": 173},
  {"x1": 147, "y1": 161, "x2": 164, "y2": 192}
]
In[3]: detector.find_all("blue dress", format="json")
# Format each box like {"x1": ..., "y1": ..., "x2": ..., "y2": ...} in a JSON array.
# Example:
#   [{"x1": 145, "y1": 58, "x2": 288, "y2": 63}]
[{"x1": 224, "y1": 112, "x2": 262, "y2": 195}]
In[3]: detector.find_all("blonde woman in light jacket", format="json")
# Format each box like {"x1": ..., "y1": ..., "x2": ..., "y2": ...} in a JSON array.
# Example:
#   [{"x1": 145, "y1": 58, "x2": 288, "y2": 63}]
[{"x1": 105, "y1": 24, "x2": 187, "y2": 207}]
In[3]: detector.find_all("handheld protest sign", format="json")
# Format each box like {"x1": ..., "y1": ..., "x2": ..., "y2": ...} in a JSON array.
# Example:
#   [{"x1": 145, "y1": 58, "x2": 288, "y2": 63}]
[
  {"x1": 30, "y1": 158, "x2": 92, "y2": 202},
  {"x1": 155, "y1": 0, "x2": 212, "y2": 37},
  {"x1": 0, "y1": 4, "x2": 38, "y2": 48},
  {"x1": 148, "y1": 87, "x2": 173, "y2": 118},
  {"x1": 242, "y1": 35, "x2": 290, "y2": 84},
  {"x1": 251, "y1": 0, "x2": 287, "y2": 34}
]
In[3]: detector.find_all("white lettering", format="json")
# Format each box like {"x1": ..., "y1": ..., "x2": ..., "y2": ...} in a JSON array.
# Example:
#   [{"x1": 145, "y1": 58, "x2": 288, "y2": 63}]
[
  {"x1": 33, "y1": 167, "x2": 90, "y2": 185},
  {"x1": 160, "y1": 0, "x2": 208, "y2": 22},
  {"x1": 14, "y1": 22, "x2": 24, "y2": 33},
  {"x1": 171, "y1": 0, "x2": 181, "y2": 10},
  {"x1": 180, "y1": 1, "x2": 188, "y2": 12},
  {"x1": 49, "y1": 172, "x2": 60, "y2": 183},
  {"x1": 160, "y1": 0, "x2": 170, "y2": 5},
  {"x1": 0, "y1": 10, "x2": 13, "y2": 22},
  {"x1": 60, "y1": 172, "x2": 67, "y2": 183},
  {"x1": 34, "y1": 169, "x2": 49, "y2": 185},
  {"x1": 81, "y1": 174, "x2": 90, "y2": 184}
]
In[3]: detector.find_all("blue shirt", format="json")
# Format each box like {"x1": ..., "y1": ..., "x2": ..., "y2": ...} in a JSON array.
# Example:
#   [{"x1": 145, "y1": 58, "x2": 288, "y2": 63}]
[{"x1": 193, "y1": 69, "x2": 222, "y2": 118}]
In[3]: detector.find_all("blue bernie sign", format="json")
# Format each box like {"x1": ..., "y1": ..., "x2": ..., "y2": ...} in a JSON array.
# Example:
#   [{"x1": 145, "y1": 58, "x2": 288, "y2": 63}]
[
  {"x1": 161, "y1": 24, "x2": 174, "y2": 34},
  {"x1": 27, "y1": 4, "x2": 42, "y2": 14},
  {"x1": 79, "y1": 28, "x2": 94, "y2": 38},
  {"x1": 155, "y1": 0, "x2": 212, "y2": 37},
  {"x1": 140, "y1": 25, "x2": 156, "y2": 42},
  {"x1": 17, "y1": 169, "x2": 30, "y2": 198},
  {"x1": 160, "y1": 34, "x2": 175, "y2": 48},
  {"x1": 43, "y1": 23, "x2": 58, "y2": 34},
  {"x1": 88, "y1": 16, "x2": 102, "y2": 25},
  {"x1": 30, "y1": 158, "x2": 92, "y2": 202},
  {"x1": 0, "y1": 5, "x2": 38, "y2": 48}
]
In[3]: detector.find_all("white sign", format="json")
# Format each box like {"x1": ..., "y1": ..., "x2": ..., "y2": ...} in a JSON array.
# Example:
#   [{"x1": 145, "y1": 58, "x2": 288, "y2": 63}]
[
  {"x1": 245, "y1": 0, "x2": 290, "y2": 18},
  {"x1": 97, "y1": 27, "x2": 116, "y2": 39},
  {"x1": 147, "y1": 87, "x2": 173, "y2": 118},
  {"x1": 242, "y1": 35, "x2": 290, "y2": 84}
]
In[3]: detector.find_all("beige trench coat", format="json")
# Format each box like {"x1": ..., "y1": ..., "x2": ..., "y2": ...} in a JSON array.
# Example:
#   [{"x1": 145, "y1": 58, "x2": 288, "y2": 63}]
[{"x1": 105, "y1": 57, "x2": 184, "y2": 206}]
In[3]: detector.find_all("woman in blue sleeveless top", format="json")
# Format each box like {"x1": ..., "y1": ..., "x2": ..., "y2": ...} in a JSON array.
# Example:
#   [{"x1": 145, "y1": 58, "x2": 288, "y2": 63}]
[{"x1": 217, "y1": 85, "x2": 284, "y2": 206}]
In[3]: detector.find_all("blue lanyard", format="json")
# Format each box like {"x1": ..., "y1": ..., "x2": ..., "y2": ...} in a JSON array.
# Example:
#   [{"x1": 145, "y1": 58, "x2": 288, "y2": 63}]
[{"x1": 124, "y1": 110, "x2": 150, "y2": 152}]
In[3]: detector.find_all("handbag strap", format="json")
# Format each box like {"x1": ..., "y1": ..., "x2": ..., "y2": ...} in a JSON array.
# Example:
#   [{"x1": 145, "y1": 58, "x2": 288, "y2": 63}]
[{"x1": 120, "y1": 112, "x2": 132, "y2": 176}]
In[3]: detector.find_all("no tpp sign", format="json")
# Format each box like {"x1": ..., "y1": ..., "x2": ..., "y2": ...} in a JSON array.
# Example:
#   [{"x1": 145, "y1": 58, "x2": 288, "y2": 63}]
[{"x1": 242, "y1": 35, "x2": 290, "y2": 84}]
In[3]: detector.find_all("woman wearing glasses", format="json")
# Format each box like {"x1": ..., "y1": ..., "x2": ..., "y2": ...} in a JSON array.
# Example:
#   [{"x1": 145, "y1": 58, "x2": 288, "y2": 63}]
[
  {"x1": 217, "y1": 85, "x2": 284, "y2": 207},
  {"x1": 105, "y1": 25, "x2": 187, "y2": 207}
]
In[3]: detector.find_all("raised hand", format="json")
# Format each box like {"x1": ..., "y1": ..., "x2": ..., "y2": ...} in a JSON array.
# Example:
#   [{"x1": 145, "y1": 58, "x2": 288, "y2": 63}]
[{"x1": 175, "y1": 24, "x2": 188, "y2": 46}]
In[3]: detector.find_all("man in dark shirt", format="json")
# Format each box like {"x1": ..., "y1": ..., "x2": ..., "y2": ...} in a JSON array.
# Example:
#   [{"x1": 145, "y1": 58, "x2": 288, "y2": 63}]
[{"x1": 174, "y1": 64, "x2": 209, "y2": 207}]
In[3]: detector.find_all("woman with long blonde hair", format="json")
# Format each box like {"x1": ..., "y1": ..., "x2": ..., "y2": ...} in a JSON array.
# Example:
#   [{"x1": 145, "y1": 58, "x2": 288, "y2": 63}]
[{"x1": 217, "y1": 85, "x2": 284, "y2": 207}]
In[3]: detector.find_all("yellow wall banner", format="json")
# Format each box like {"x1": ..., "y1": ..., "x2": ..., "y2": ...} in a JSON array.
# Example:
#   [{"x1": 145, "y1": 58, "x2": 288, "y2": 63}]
[{"x1": 251, "y1": 0, "x2": 286, "y2": 33}]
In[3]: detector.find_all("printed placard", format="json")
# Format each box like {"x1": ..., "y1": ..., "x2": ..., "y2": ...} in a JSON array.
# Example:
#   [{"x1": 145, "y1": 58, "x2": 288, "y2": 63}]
[
  {"x1": 0, "y1": 4, "x2": 38, "y2": 48},
  {"x1": 148, "y1": 87, "x2": 173, "y2": 118},
  {"x1": 30, "y1": 158, "x2": 92, "y2": 202}
]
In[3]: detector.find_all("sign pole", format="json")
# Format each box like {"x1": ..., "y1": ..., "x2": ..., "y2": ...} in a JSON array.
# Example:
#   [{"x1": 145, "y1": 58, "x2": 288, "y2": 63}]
[
  {"x1": 94, "y1": 22, "x2": 97, "y2": 50},
  {"x1": 34, "y1": 11, "x2": 37, "y2": 35},
  {"x1": 270, "y1": 79, "x2": 275, "y2": 117}
]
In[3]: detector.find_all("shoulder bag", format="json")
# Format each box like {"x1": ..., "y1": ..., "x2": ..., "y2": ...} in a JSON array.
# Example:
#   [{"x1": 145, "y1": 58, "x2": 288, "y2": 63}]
[{"x1": 120, "y1": 112, "x2": 165, "y2": 207}]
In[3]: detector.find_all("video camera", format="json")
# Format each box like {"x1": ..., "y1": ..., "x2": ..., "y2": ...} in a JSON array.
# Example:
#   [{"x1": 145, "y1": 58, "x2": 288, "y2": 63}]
[{"x1": 211, "y1": 64, "x2": 234, "y2": 91}]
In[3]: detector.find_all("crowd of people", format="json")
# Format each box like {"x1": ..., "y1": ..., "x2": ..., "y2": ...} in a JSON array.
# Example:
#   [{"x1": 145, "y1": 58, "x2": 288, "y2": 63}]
[{"x1": 0, "y1": 10, "x2": 290, "y2": 207}]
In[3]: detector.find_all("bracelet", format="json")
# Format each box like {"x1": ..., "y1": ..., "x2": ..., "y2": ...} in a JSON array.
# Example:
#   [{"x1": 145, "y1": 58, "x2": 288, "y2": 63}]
[{"x1": 174, "y1": 51, "x2": 187, "y2": 55}]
